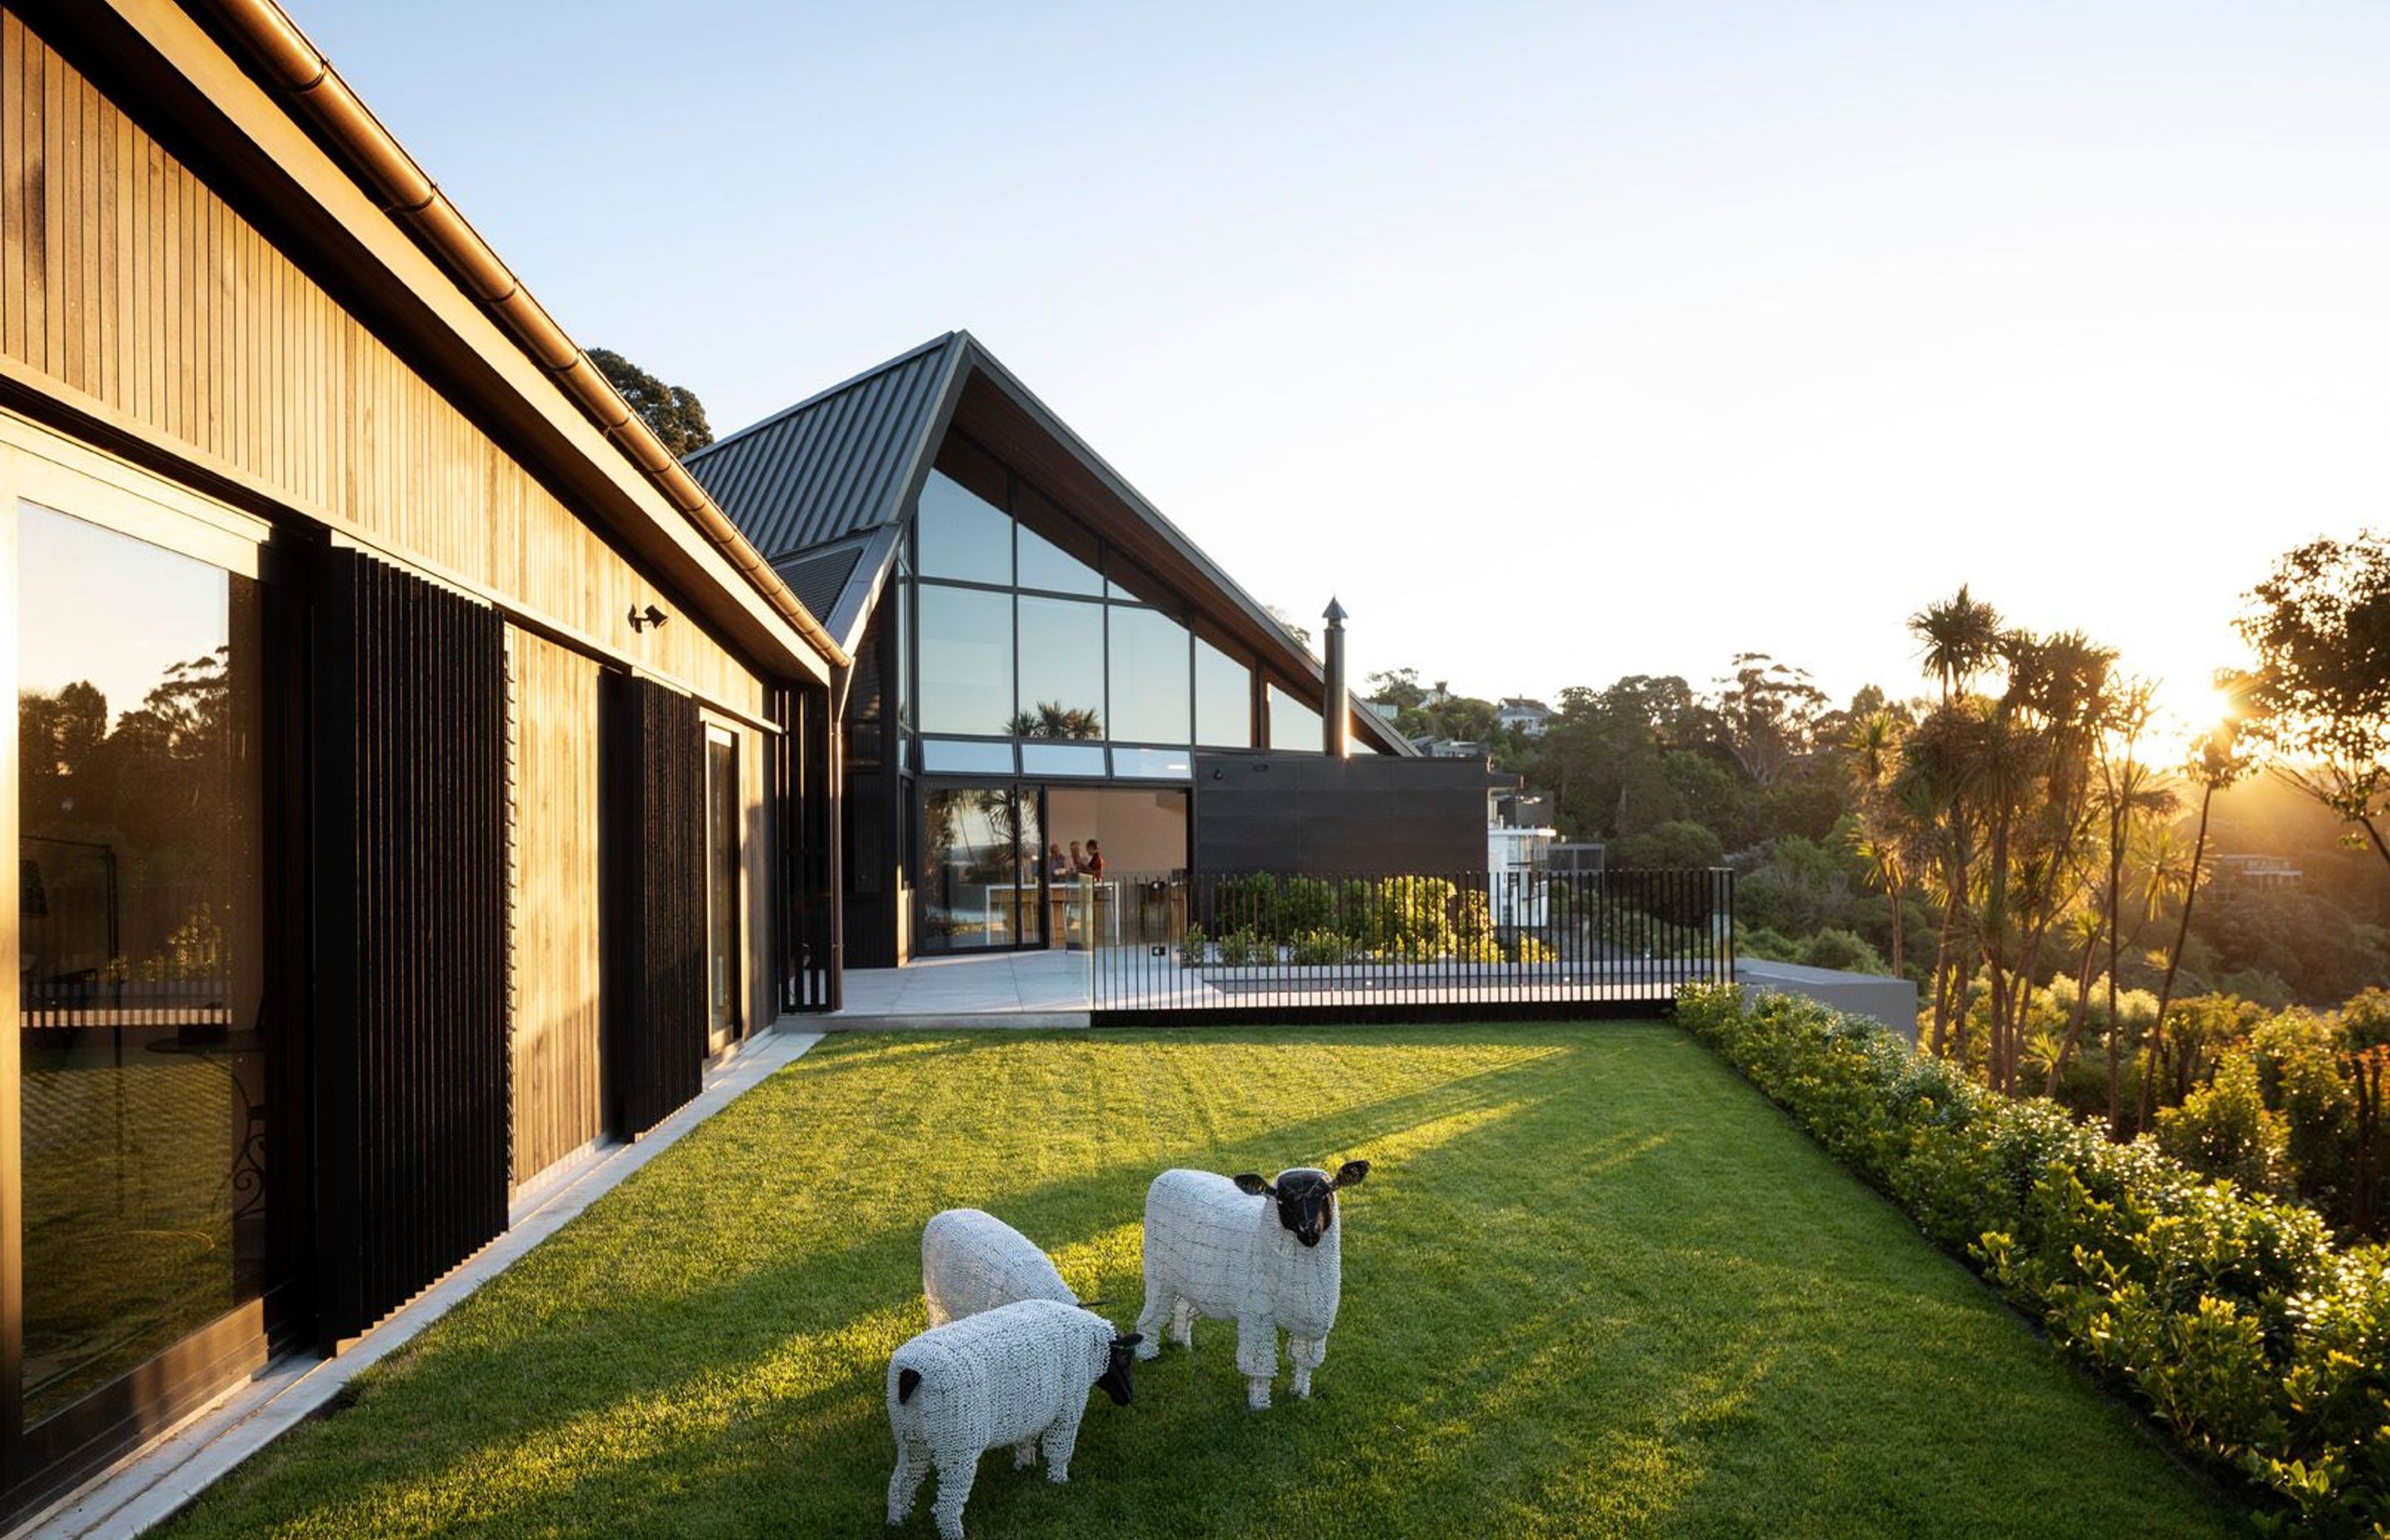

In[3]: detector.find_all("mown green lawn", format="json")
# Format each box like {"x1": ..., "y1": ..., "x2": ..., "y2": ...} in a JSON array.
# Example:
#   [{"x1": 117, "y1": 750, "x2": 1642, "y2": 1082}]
[{"x1": 164, "y1": 1025, "x2": 2245, "y2": 1539}]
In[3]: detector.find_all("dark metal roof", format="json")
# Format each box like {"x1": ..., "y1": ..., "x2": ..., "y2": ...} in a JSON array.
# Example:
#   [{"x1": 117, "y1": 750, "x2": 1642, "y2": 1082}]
[
  {"x1": 683, "y1": 333, "x2": 963, "y2": 564},
  {"x1": 774, "y1": 544, "x2": 866, "y2": 629}
]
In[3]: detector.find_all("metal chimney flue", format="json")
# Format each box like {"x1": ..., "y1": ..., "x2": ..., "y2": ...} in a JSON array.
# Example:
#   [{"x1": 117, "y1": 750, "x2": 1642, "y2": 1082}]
[{"x1": 1322, "y1": 597, "x2": 1350, "y2": 758}]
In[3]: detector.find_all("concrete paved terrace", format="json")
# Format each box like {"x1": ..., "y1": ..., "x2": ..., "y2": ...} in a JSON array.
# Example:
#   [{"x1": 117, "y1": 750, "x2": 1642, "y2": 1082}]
[{"x1": 832, "y1": 950, "x2": 1096, "y2": 1026}]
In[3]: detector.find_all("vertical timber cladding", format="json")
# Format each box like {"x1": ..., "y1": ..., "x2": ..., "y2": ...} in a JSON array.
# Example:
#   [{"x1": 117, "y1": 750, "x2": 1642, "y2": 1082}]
[
  {"x1": 312, "y1": 547, "x2": 510, "y2": 1344},
  {"x1": 508, "y1": 627, "x2": 605, "y2": 1187},
  {"x1": 607, "y1": 675, "x2": 707, "y2": 1136}
]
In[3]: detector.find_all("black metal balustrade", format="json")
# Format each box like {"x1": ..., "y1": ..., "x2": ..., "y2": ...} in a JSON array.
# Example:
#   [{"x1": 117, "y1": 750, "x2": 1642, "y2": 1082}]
[{"x1": 1083, "y1": 868, "x2": 1734, "y2": 1023}]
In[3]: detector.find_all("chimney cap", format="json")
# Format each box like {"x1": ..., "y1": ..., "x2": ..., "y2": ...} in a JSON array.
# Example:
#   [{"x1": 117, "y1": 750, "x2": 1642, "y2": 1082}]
[{"x1": 1322, "y1": 596, "x2": 1349, "y2": 625}]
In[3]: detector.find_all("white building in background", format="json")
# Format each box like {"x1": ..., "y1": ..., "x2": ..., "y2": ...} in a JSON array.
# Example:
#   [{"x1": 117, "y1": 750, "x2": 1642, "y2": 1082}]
[
  {"x1": 1497, "y1": 697, "x2": 1554, "y2": 737},
  {"x1": 1490, "y1": 811, "x2": 1558, "y2": 928}
]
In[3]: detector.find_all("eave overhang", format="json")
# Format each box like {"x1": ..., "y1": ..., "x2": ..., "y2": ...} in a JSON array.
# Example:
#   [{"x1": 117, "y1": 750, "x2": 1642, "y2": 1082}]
[{"x1": 75, "y1": 0, "x2": 841, "y2": 683}]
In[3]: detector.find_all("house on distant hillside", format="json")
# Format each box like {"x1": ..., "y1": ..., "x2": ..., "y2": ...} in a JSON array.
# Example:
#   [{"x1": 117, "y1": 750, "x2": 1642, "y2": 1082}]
[
  {"x1": 1498, "y1": 697, "x2": 1554, "y2": 736},
  {"x1": 2212, "y1": 854, "x2": 2304, "y2": 889}
]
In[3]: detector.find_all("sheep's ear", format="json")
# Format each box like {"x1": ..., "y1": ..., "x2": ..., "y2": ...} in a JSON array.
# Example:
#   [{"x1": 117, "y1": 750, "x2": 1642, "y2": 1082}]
[
  {"x1": 1115, "y1": 1333, "x2": 1143, "y2": 1350},
  {"x1": 1332, "y1": 1159, "x2": 1372, "y2": 1189},
  {"x1": 1232, "y1": 1173, "x2": 1274, "y2": 1196}
]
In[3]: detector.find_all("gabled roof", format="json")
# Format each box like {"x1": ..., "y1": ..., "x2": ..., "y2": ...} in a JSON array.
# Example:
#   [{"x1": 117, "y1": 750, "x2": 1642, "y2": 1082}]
[{"x1": 689, "y1": 333, "x2": 1414, "y2": 755}]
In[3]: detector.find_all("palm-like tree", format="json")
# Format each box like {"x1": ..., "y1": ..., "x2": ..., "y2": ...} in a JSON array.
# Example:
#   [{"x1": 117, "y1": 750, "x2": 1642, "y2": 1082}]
[
  {"x1": 1910, "y1": 586, "x2": 2005, "y2": 704},
  {"x1": 2092, "y1": 676, "x2": 2169, "y2": 1129},
  {"x1": 1894, "y1": 701, "x2": 1986, "y2": 1059},
  {"x1": 1846, "y1": 709, "x2": 1914, "y2": 977},
  {"x1": 2141, "y1": 670, "x2": 2257, "y2": 1125}
]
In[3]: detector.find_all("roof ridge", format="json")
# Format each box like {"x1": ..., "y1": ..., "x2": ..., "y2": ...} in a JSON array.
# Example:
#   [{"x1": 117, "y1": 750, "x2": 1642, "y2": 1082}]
[{"x1": 687, "y1": 332, "x2": 960, "y2": 465}]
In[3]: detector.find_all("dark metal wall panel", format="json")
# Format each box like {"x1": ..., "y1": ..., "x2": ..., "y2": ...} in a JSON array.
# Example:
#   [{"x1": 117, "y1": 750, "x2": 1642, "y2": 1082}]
[
  {"x1": 1193, "y1": 753, "x2": 1492, "y2": 875},
  {"x1": 605, "y1": 676, "x2": 707, "y2": 1135},
  {"x1": 683, "y1": 335, "x2": 959, "y2": 563},
  {"x1": 312, "y1": 547, "x2": 510, "y2": 1346}
]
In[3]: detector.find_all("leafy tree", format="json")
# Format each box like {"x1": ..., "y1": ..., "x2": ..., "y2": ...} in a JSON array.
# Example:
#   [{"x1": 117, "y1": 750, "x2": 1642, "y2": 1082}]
[
  {"x1": 2239, "y1": 532, "x2": 2390, "y2": 870},
  {"x1": 589, "y1": 347, "x2": 714, "y2": 457},
  {"x1": 1265, "y1": 606, "x2": 1314, "y2": 653},
  {"x1": 1611, "y1": 819, "x2": 1724, "y2": 870},
  {"x1": 1364, "y1": 668, "x2": 1427, "y2": 713},
  {"x1": 2153, "y1": 1049, "x2": 2291, "y2": 1196},
  {"x1": 1711, "y1": 653, "x2": 1830, "y2": 787}
]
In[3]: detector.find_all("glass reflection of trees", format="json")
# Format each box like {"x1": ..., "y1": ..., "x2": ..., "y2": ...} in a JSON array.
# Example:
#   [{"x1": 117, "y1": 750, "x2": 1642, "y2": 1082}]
[
  {"x1": 919, "y1": 786, "x2": 1039, "y2": 948},
  {"x1": 1007, "y1": 701, "x2": 1102, "y2": 741},
  {"x1": 16, "y1": 508, "x2": 266, "y2": 1429}
]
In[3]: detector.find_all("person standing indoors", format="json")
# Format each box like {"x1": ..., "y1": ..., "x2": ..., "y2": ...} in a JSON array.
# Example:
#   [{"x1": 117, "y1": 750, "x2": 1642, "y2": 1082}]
[
  {"x1": 1085, "y1": 840, "x2": 1106, "y2": 880},
  {"x1": 1068, "y1": 840, "x2": 1087, "y2": 875}
]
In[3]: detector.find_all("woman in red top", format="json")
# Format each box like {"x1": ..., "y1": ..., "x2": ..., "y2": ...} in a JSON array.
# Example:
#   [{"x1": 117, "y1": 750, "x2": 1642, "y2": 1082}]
[{"x1": 1084, "y1": 840, "x2": 1105, "y2": 879}]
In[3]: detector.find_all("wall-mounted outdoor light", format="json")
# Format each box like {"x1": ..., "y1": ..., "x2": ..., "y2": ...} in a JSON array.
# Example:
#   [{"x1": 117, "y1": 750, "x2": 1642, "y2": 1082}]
[{"x1": 628, "y1": 603, "x2": 670, "y2": 633}]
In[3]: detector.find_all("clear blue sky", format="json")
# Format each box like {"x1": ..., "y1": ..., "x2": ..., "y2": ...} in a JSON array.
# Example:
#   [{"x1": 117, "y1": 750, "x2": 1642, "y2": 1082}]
[{"x1": 295, "y1": 1, "x2": 2390, "y2": 727}]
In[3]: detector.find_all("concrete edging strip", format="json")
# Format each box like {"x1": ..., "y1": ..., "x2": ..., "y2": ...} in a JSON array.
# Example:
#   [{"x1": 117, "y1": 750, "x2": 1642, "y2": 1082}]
[{"x1": 16, "y1": 1026, "x2": 826, "y2": 1540}]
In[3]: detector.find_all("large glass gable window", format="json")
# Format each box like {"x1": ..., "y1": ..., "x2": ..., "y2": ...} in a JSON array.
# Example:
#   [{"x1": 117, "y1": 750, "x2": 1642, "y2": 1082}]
[
  {"x1": 1016, "y1": 486, "x2": 1102, "y2": 596},
  {"x1": 1268, "y1": 683, "x2": 1324, "y2": 751},
  {"x1": 1195, "y1": 636, "x2": 1252, "y2": 748},
  {"x1": 1107, "y1": 605, "x2": 1190, "y2": 746},
  {"x1": 918, "y1": 583, "x2": 1012, "y2": 735},
  {"x1": 915, "y1": 437, "x2": 1012, "y2": 585},
  {"x1": 1016, "y1": 596, "x2": 1104, "y2": 738},
  {"x1": 904, "y1": 431, "x2": 1262, "y2": 778}
]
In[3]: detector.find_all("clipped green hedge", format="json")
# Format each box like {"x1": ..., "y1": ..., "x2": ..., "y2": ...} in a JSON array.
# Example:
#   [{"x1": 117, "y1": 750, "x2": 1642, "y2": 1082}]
[{"x1": 1677, "y1": 986, "x2": 2390, "y2": 1536}]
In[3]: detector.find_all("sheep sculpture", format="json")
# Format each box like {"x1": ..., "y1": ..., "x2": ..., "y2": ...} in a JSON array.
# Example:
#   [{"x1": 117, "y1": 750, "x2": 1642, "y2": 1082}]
[
  {"x1": 921, "y1": 1209, "x2": 1080, "y2": 1327},
  {"x1": 1134, "y1": 1160, "x2": 1372, "y2": 1409},
  {"x1": 886, "y1": 1299, "x2": 1141, "y2": 1540}
]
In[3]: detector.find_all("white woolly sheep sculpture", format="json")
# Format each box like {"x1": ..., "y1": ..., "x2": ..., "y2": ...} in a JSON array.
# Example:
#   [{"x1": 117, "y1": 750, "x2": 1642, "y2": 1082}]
[
  {"x1": 885, "y1": 1298, "x2": 1141, "y2": 1540},
  {"x1": 1134, "y1": 1160, "x2": 1372, "y2": 1409},
  {"x1": 921, "y1": 1209, "x2": 1080, "y2": 1327}
]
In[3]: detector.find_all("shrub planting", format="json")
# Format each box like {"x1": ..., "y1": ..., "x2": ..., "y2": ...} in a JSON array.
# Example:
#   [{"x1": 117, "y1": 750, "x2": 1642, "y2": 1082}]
[{"x1": 1678, "y1": 984, "x2": 2390, "y2": 1536}]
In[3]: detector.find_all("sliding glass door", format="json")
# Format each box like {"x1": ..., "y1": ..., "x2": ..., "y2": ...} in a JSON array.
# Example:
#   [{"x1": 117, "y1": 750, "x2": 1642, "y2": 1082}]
[
  {"x1": 916, "y1": 784, "x2": 1044, "y2": 952},
  {"x1": 9, "y1": 490, "x2": 285, "y2": 1491},
  {"x1": 705, "y1": 726, "x2": 741, "y2": 1053}
]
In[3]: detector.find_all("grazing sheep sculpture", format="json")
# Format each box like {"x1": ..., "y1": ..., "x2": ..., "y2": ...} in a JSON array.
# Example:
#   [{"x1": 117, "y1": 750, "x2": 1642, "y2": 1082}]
[
  {"x1": 921, "y1": 1209, "x2": 1080, "y2": 1327},
  {"x1": 886, "y1": 1299, "x2": 1140, "y2": 1540},
  {"x1": 1134, "y1": 1160, "x2": 1372, "y2": 1409}
]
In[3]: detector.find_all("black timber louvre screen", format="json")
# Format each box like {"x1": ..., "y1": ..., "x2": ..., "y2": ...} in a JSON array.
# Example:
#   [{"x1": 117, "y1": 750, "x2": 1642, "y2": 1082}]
[
  {"x1": 311, "y1": 547, "x2": 510, "y2": 1344},
  {"x1": 606, "y1": 675, "x2": 707, "y2": 1134}
]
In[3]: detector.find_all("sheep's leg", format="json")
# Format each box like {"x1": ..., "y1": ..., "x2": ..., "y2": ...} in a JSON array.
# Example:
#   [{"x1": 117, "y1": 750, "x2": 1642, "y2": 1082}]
[
  {"x1": 1041, "y1": 1407, "x2": 1085, "y2": 1484},
  {"x1": 1012, "y1": 1439, "x2": 1038, "y2": 1469},
  {"x1": 1236, "y1": 1315, "x2": 1278, "y2": 1410},
  {"x1": 887, "y1": 1439, "x2": 929, "y2": 1527},
  {"x1": 1168, "y1": 1297, "x2": 1196, "y2": 1352},
  {"x1": 1288, "y1": 1333, "x2": 1327, "y2": 1398},
  {"x1": 1133, "y1": 1279, "x2": 1169, "y2": 1362},
  {"x1": 929, "y1": 1451, "x2": 978, "y2": 1540}
]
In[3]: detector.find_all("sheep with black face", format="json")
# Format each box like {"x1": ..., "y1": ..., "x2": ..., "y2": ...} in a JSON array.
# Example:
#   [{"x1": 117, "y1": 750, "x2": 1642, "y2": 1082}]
[
  {"x1": 1133, "y1": 1160, "x2": 1371, "y2": 1409},
  {"x1": 886, "y1": 1298, "x2": 1141, "y2": 1540}
]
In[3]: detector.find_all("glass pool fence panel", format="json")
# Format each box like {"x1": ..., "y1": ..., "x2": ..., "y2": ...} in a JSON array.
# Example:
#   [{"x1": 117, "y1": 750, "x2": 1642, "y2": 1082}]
[{"x1": 1086, "y1": 868, "x2": 1735, "y2": 1016}]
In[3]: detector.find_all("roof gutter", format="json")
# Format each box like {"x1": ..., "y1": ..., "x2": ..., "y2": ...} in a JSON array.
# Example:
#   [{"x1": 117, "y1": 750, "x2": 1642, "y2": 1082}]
[{"x1": 198, "y1": 0, "x2": 846, "y2": 671}]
